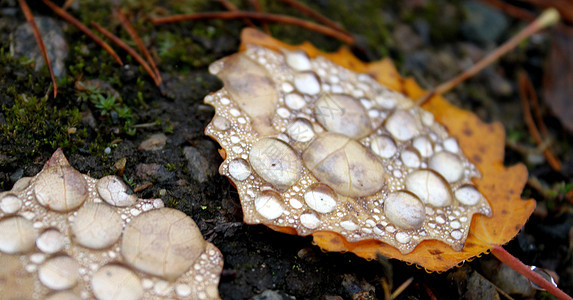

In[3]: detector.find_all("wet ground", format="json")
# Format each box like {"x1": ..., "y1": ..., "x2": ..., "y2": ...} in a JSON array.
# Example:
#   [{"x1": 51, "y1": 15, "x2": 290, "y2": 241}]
[{"x1": 1, "y1": 0, "x2": 572, "y2": 299}]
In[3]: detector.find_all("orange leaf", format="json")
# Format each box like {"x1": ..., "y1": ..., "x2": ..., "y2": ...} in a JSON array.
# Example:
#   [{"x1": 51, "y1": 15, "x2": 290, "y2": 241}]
[{"x1": 237, "y1": 28, "x2": 535, "y2": 272}]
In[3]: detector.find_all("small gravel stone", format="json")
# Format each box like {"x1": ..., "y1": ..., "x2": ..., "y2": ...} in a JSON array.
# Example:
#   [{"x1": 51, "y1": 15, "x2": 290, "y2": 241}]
[
  {"x1": 183, "y1": 146, "x2": 215, "y2": 183},
  {"x1": 138, "y1": 133, "x2": 168, "y2": 151},
  {"x1": 10, "y1": 17, "x2": 68, "y2": 77},
  {"x1": 135, "y1": 163, "x2": 174, "y2": 183}
]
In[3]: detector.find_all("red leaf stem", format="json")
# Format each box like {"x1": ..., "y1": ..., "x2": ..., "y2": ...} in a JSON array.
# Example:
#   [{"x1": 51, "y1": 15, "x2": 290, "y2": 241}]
[{"x1": 491, "y1": 245, "x2": 573, "y2": 300}]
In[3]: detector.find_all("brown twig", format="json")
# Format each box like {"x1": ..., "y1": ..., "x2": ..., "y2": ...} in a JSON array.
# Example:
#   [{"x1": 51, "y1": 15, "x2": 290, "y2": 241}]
[
  {"x1": 19, "y1": 0, "x2": 57, "y2": 98},
  {"x1": 152, "y1": 11, "x2": 355, "y2": 44},
  {"x1": 250, "y1": 0, "x2": 270, "y2": 34},
  {"x1": 422, "y1": 282, "x2": 439, "y2": 300},
  {"x1": 41, "y1": 0, "x2": 123, "y2": 66},
  {"x1": 416, "y1": 8, "x2": 560, "y2": 106},
  {"x1": 218, "y1": 0, "x2": 257, "y2": 28},
  {"x1": 91, "y1": 22, "x2": 160, "y2": 86},
  {"x1": 527, "y1": 80, "x2": 548, "y2": 137},
  {"x1": 277, "y1": 0, "x2": 349, "y2": 35},
  {"x1": 518, "y1": 71, "x2": 562, "y2": 171},
  {"x1": 116, "y1": 10, "x2": 162, "y2": 85}
]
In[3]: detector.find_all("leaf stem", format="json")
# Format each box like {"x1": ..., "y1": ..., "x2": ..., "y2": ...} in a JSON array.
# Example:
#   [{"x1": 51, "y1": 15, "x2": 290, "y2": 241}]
[{"x1": 491, "y1": 245, "x2": 573, "y2": 300}]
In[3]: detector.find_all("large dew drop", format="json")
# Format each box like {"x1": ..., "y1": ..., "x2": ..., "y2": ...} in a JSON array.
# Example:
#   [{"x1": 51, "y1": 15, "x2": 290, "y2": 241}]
[
  {"x1": 283, "y1": 49, "x2": 311, "y2": 71},
  {"x1": 284, "y1": 93, "x2": 306, "y2": 110},
  {"x1": 0, "y1": 216, "x2": 36, "y2": 254},
  {"x1": 303, "y1": 133, "x2": 386, "y2": 197},
  {"x1": 454, "y1": 185, "x2": 483, "y2": 206},
  {"x1": 91, "y1": 264, "x2": 143, "y2": 300},
  {"x1": 249, "y1": 138, "x2": 302, "y2": 191},
  {"x1": 71, "y1": 203, "x2": 123, "y2": 250},
  {"x1": 429, "y1": 151, "x2": 464, "y2": 182},
  {"x1": 0, "y1": 193, "x2": 22, "y2": 214},
  {"x1": 370, "y1": 135, "x2": 397, "y2": 158},
  {"x1": 384, "y1": 110, "x2": 420, "y2": 141},
  {"x1": 254, "y1": 190, "x2": 284, "y2": 220},
  {"x1": 34, "y1": 166, "x2": 88, "y2": 212},
  {"x1": 304, "y1": 184, "x2": 338, "y2": 214},
  {"x1": 214, "y1": 53, "x2": 279, "y2": 135},
  {"x1": 300, "y1": 213, "x2": 320, "y2": 229},
  {"x1": 121, "y1": 208, "x2": 206, "y2": 281},
  {"x1": 228, "y1": 158, "x2": 252, "y2": 181},
  {"x1": 395, "y1": 232, "x2": 411, "y2": 244},
  {"x1": 401, "y1": 149, "x2": 421, "y2": 168},
  {"x1": 405, "y1": 170, "x2": 452, "y2": 207},
  {"x1": 294, "y1": 72, "x2": 321, "y2": 95},
  {"x1": 314, "y1": 94, "x2": 372, "y2": 139},
  {"x1": 36, "y1": 229, "x2": 66, "y2": 254},
  {"x1": 287, "y1": 118, "x2": 315, "y2": 142},
  {"x1": 412, "y1": 136, "x2": 433, "y2": 158},
  {"x1": 96, "y1": 176, "x2": 137, "y2": 207},
  {"x1": 384, "y1": 192, "x2": 425, "y2": 230},
  {"x1": 38, "y1": 256, "x2": 80, "y2": 290}
]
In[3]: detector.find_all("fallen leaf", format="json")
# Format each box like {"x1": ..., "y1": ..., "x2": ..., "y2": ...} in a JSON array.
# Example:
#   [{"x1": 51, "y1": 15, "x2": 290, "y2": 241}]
[{"x1": 231, "y1": 28, "x2": 535, "y2": 271}]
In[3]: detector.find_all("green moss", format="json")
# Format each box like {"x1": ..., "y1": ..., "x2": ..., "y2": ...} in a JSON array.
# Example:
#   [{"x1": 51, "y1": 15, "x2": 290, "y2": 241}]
[
  {"x1": 66, "y1": 37, "x2": 121, "y2": 84},
  {"x1": 77, "y1": 86, "x2": 133, "y2": 120},
  {"x1": 156, "y1": 29, "x2": 221, "y2": 71},
  {"x1": 0, "y1": 93, "x2": 86, "y2": 162}
]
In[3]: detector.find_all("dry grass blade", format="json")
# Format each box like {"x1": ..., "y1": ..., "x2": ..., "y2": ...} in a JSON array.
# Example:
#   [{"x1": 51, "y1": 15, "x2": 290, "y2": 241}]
[
  {"x1": 152, "y1": 11, "x2": 355, "y2": 44},
  {"x1": 219, "y1": 0, "x2": 257, "y2": 28},
  {"x1": 91, "y1": 22, "x2": 160, "y2": 86},
  {"x1": 41, "y1": 0, "x2": 123, "y2": 66},
  {"x1": 19, "y1": 0, "x2": 57, "y2": 98},
  {"x1": 277, "y1": 0, "x2": 349, "y2": 34},
  {"x1": 249, "y1": 0, "x2": 270, "y2": 34},
  {"x1": 518, "y1": 71, "x2": 562, "y2": 171},
  {"x1": 116, "y1": 10, "x2": 162, "y2": 85},
  {"x1": 390, "y1": 277, "x2": 414, "y2": 299},
  {"x1": 480, "y1": 0, "x2": 536, "y2": 21},
  {"x1": 416, "y1": 8, "x2": 560, "y2": 106}
]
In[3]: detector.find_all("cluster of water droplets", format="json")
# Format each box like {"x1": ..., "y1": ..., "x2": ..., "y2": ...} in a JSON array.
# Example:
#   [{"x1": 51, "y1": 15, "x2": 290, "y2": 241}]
[
  {"x1": 0, "y1": 150, "x2": 223, "y2": 300},
  {"x1": 205, "y1": 45, "x2": 492, "y2": 254}
]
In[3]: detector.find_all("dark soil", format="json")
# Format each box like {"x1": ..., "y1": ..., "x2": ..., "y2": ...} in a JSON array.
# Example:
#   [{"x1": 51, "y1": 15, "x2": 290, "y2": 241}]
[{"x1": 1, "y1": 0, "x2": 572, "y2": 299}]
